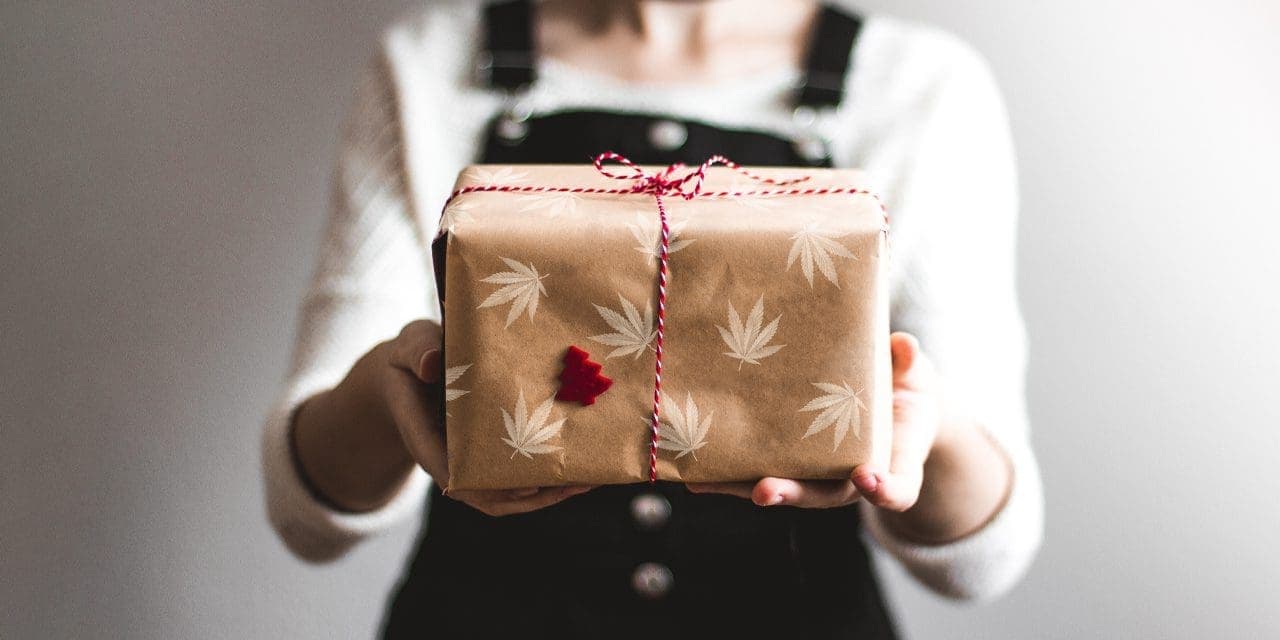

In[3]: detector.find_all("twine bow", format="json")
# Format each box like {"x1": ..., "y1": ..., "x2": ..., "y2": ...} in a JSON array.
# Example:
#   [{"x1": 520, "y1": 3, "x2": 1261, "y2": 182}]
[{"x1": 592, "y1": 151, "x2": 809, "y2": 200}]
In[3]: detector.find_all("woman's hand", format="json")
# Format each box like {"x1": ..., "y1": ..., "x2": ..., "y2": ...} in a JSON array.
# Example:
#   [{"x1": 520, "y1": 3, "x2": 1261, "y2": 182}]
[
  {"x1": 381, "y1": 320, "x2": 597, "y2": 516},
  {"x1": 686, "y1": 332, "x2": 941, "y2": 511},
  {"x1": 293, "y1": 319, "x2": 594, "y2": 517}
]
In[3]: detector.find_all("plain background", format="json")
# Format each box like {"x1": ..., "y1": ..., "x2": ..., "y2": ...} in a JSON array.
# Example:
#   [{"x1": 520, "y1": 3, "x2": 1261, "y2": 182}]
[{"x1": 3, "y1": 1, "x2": 1278, "y2": 638}]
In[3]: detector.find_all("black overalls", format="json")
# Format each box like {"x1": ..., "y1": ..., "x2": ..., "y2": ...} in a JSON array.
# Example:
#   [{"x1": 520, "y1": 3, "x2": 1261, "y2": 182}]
[{"x1": 382, "y1": 3, "x2": 898, "y2": 638}]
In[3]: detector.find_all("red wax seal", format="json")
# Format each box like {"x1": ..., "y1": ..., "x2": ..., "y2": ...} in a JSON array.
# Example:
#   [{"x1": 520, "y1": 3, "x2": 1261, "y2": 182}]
[{"x1": 556, "y1": 346, "x2": 613, "y2": 406}]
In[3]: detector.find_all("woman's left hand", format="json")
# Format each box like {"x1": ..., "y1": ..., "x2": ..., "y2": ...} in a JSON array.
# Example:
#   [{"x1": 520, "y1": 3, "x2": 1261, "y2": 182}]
[{"x1": 687, "y1": 332, "x2": 941, "y2": 511}]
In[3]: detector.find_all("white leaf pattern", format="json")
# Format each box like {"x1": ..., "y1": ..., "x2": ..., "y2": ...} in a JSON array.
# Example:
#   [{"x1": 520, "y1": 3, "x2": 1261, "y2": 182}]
[
  {"x1": 463, "y1": 166, "x2": 529, "y2": 185},
  {"x1": 799, "y1": 382, "x2": 868, "y2": 451},
  {"x1": 517, "y1": 191, "x2": 581, "y2": 217},
  {"x1": 444, "y1": 363, "x2": 472, "y2": 402},
  {"x1": 501, "y1": 389, "x2": 566, "y2": 459},
  {"x1": 653, "y1": 393, "x2": 713, "y2": 460},
  {"x1": 439, "y1": 199, "x2": 475, "y2": 232},
  {"x1": 627, "y1": 213, "x2": 694, "y2": 261},
  {"x1": 589, "y1": 294, "x2": 658, "y2": 359},
  {"x1": 786, "y1": 223, "x2": 857, "y2": 287},
  {"x1": 477, "y1": 257, "x2": 548, "y2": 327},
  {"x1": 716, "y1": 296, "x2": 784, "y2": 369}
]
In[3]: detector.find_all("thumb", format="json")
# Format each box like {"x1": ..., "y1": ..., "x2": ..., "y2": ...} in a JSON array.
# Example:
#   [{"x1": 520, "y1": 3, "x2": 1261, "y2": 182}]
[
  {"x1": 387, "y1": 320, "x2": 444, "y2": 384},
  {"x1": 890, "y1": 331, "x2": 919, "y2": 377},
  {"x1": 412, "y1": 348, "x2": 443, "y2": 385},
  {"x1": 891, "y1": 332, "x2": 936, "y2": 392}
]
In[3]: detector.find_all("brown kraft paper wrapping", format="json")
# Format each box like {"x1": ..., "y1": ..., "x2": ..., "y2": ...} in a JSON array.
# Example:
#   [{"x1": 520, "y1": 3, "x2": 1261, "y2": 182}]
[{"x1": 435, "y1": 164, "x2": 892, "y2": 491}]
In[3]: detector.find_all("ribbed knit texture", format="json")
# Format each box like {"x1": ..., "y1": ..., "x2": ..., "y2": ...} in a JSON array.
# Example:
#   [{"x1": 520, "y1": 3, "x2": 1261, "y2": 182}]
[{"x1": 262, "y1": 0, "x2": 1043, "y2": 600}]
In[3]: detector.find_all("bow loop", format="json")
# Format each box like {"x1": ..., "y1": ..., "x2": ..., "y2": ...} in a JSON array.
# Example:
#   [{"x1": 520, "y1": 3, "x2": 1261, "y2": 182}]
[{"x1": 592, "y1": 152, "x2": 810, "y2": 201}]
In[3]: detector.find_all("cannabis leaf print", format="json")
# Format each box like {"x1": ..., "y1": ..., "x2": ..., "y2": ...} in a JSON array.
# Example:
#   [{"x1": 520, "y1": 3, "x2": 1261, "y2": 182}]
[
  {"x1": 517, "y1": 191, "x2": 581, "y2": 217},
  {"x1": 799, "y1": 382, "x2": 868, "y2": 451},
  {"x1": 725, "y1": 182, "x2": 790, "y2": 211},
  {"x1": 501, "y1": 389, "x2": 566, "y2": 459},
  {"x1": 439, "y1": 199, "x2": 475, "y2": 231},
  {"x1": 787, "y1": 223, "x2": 857, "y2": 287},
  {"x1": 717, "y1": 296, "x2": 784, "y2": 369},
  {"x1": 463, "y1": 166, "x2": 529, "y2": 185},
  {"x1": 654, "y1": 393, "x2": 713, "y2": 460},
  {"x1": 477, "y1": 257, "x2": 548, "y2": 328},
  {"x1": 444, "y1": 363, "x2": 472, "y2": 402},
  {"x1": 627, "y1": 212, "x2": 694, "y2": 261},
  {"x1": 589, "y1": 294, "x2": 657, "y2": 359}
]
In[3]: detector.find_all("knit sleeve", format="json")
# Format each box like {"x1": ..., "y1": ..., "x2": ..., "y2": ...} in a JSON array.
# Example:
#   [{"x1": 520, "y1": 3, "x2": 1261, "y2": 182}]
[
  {"x1": 858, "y1": 34, "x2": 1044, "y2": 601},
  {"x1": 261, "y1": 55, "x2": 435, "y2": 562}
]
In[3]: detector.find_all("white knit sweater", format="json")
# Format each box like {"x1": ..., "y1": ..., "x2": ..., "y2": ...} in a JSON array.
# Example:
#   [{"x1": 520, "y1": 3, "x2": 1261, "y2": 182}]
[{"x1": 262, "y1": 0, "x2": 1043, "y2": 602}]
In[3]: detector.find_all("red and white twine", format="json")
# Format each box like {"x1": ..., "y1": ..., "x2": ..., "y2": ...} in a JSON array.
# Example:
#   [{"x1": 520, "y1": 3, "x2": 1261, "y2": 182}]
[
  {"x1": 649, "y1": 192, "x2": 670, "y2": 484},
  {"x1": 444, "y1": 152, "x2": 887, "y2": 483}
]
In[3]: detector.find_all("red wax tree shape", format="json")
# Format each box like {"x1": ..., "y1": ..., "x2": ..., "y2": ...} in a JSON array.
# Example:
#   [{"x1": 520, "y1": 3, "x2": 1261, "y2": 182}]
[{"x1": 556, "y1": 346, "x2": 613, "y2": 406}]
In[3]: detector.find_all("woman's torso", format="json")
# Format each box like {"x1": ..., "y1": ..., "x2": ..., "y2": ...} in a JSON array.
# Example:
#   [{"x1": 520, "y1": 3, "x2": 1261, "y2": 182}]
[{"x1": 381, "y1": 3, "x2": 898, "y2": 638}]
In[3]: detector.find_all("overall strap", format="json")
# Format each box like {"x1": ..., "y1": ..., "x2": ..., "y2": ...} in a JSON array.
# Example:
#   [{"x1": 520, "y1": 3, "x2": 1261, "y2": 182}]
[
  {"x1": 480, "y1": 0, "x2": 862, "y2": 107},
  {"x1": 480, "y1": 0, "x2": 536, "y2": 92},
  {"x1": 796, "y1": 4, "x2": 865, "y2": 109}
]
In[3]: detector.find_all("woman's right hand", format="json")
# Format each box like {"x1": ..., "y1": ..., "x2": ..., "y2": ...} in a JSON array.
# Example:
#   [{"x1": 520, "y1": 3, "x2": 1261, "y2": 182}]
[{"x1": 376, "y1": 319, "x2": 595, "y2": 516}]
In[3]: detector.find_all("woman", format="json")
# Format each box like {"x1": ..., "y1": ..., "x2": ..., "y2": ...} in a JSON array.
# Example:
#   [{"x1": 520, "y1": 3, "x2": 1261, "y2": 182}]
[{"x1": 262, "y1": 0, "x2": 1043, "y2": 637}]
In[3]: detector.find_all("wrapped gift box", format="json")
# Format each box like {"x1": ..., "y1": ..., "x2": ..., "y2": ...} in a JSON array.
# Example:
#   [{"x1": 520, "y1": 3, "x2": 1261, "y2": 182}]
[{"x1": 433, "y1": 161, "x2": 891, "y2": 491}]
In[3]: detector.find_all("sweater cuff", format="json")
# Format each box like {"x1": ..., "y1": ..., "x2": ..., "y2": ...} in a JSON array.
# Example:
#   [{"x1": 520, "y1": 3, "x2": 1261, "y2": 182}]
[
  {"x1": 261, "y1": 375, "x2": 430, "y2": 562},
  {"x1": 860, "y1": 433, "x2": 1043, "y2": 601}
]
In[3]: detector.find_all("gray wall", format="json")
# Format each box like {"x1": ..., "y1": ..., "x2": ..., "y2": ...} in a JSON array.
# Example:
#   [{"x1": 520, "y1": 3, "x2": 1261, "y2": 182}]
[{"x1": 2, "y1": 1, "x2": 1278, "y2": 638}]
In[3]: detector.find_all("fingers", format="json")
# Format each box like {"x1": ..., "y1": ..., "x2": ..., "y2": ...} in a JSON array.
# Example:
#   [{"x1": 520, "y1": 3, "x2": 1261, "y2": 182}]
[
  {"x1": 384, "y1": 381, "x2": 449, "y2": 480},
  {"x1": 688, "y1": 478, "x2": 861, "y2": 508},
  {"x1": 867, "y1": 392, "x2": 934, "y2": 513},
  {"x1": 504, "y1": 486, "x2": 596, "y2": 514},
  {"x1": 752, "y1": 477, "x2": 860, "y2": 508},
  {"x1": 852, "y1": 463, "x2": 923, "y2": 512},
  {"x1": 382, "y1": 323, "x2": 448, "y2": 479},
  {"x1": 388, "y1": 319, "x2": 444, "y2": 383},
  {"x1": 452, "y1": 486, "x2": 597, "y2": 517},
  {"x1": 686, "y1": 481, "x2": 755, "y2": 500}
]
